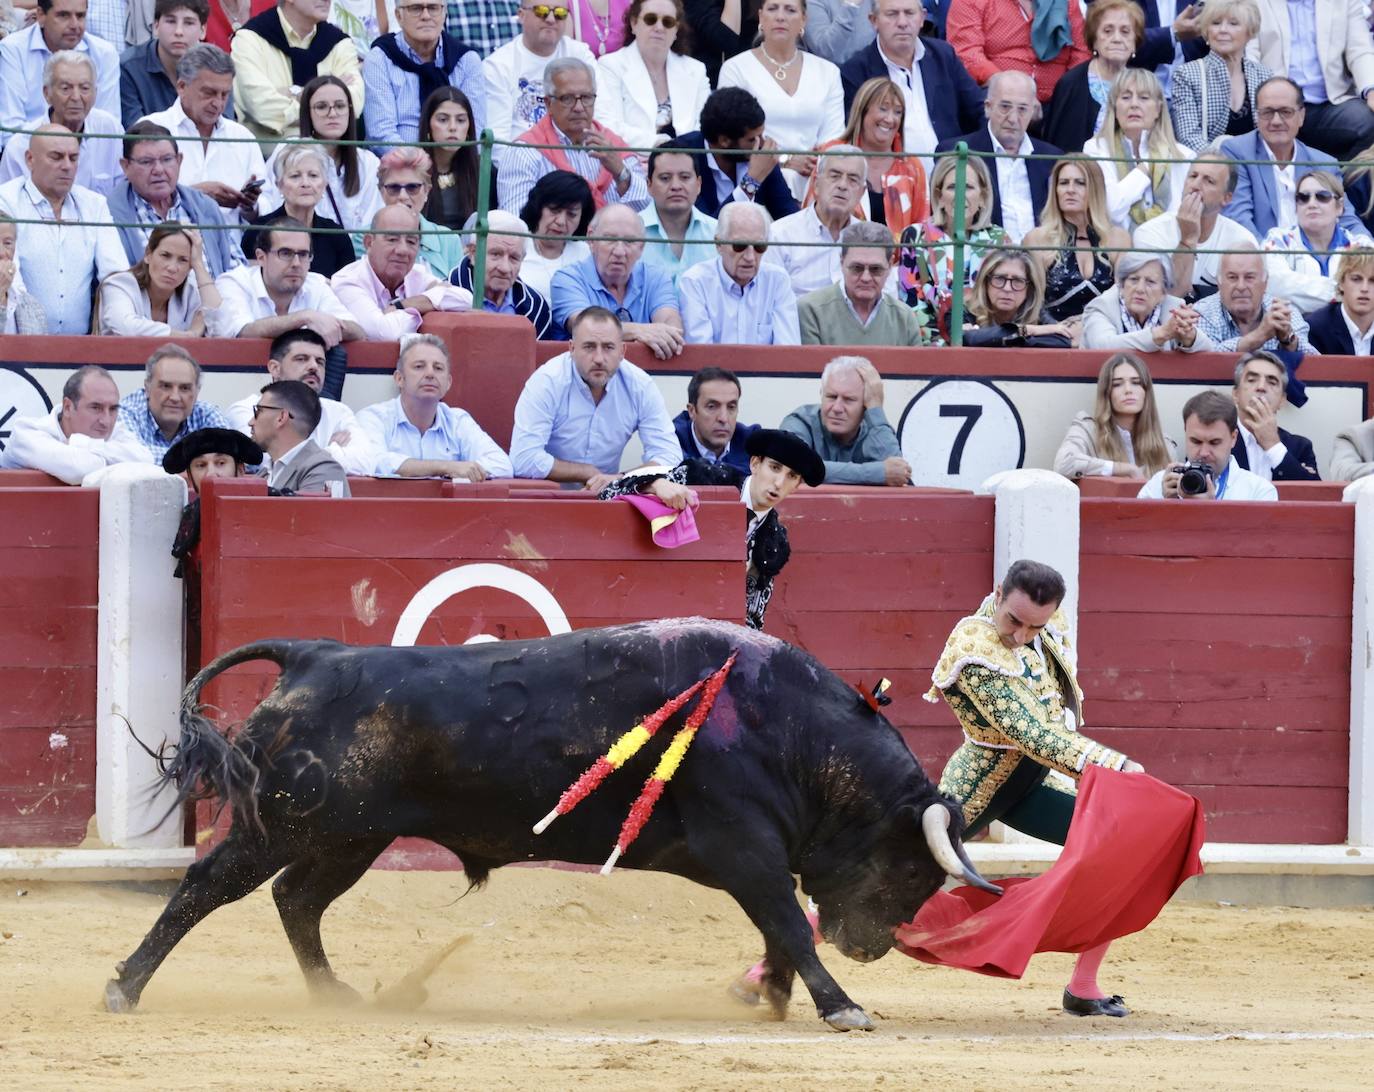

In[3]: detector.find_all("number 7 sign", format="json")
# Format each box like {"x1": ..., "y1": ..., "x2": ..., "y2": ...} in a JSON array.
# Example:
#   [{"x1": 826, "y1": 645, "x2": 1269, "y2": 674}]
[{"x1": 897, "y1": 379, "x2": 1026, "y2": 490}]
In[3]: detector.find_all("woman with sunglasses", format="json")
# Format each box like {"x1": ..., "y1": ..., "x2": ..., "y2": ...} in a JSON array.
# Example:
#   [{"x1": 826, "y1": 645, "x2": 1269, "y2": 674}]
[
  {"x1": 1261, "y1": 169, "x2": 1373, "y2": 313},
  {"x1": 597, "y1": 0, "x2": 709, "y2": 150},
  {"x1": 259, "y1": 76, "x2": 383, "y2": 233},
  {"x1": 964, "y1": 247, "x2": 1076, "y2": 348},
  {"x1": 376, "y1": 146, "x2": 466, "y2": 277}
]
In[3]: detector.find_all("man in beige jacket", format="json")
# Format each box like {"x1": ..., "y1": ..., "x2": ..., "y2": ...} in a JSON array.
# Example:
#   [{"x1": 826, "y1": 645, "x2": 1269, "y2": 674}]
[{"x1": 1331, "y1": 417, "x2": 1374, "y2": 481}]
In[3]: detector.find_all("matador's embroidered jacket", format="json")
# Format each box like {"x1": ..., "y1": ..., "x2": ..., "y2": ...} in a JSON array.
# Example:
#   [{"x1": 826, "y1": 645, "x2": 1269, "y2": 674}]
[{"x1": 925, "y1": 594, "x2": 1130, "y2": 826}]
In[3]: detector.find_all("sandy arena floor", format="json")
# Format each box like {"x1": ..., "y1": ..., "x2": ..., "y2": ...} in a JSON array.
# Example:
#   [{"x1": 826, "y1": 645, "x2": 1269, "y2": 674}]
[{"x1": 1, "y1": 866, "x2": 1371, "y2": 1090}]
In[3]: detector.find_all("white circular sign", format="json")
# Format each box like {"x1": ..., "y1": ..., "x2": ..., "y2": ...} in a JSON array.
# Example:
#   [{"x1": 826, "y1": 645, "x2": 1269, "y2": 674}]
[
  {"x1": 0, "y1": 366, "x2": 52, "y2": 455},
  {"x1": 897, "y1": 379, "x2": 1026, "y2": 490},
  {"x1": 391, "y1": 563, "x2": 572, "y2": 647}
]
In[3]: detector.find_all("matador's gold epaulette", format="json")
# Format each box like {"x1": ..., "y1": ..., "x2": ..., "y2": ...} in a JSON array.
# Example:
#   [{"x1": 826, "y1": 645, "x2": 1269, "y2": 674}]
[{"x1": 924, "y1": 615, "x2": 1021, "y2": 702}]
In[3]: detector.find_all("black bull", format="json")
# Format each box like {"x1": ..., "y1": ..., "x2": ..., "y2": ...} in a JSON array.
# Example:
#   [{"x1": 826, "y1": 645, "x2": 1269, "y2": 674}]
[{"x1": 106, "y1": 619, "x2": 996, "y2": 1030}]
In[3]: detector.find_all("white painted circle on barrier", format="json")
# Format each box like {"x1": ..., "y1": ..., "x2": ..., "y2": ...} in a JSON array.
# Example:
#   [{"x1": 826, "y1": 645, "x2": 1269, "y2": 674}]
[
  {"x1": 0, "y1": 366, "x2": 52, "y2": 455},
  {"x1": 897, "y1": 379, "x2": 1026, "y2": 490},
  {"x1": 390, "y1": 563, "x2": 572, "y2": 647}
]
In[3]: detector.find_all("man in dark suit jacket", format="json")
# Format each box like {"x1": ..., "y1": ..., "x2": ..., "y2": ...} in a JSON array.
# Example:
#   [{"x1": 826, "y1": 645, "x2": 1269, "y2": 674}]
[
  {"x1": 1230, "y1": 350, "x2": 1320, "y2": 481},
  {"x1": 839, "y1": 2, "x2": 984, "y2": 144},
  {"x1": 673, "y1": 366, "x2": 759, "y2": 474},
  {"x1": 248, "y1": 379, "x2": 352, "y2": 496},
  {"x1": 1305, "y1": 259, "x2": 1374, "y2": 355},
  {"x1": 676, "y1": 88, "x2": 800, "y2": 223},
  {"x1": 934, "y1": 71, "x2": 1060, "y2": 238}
]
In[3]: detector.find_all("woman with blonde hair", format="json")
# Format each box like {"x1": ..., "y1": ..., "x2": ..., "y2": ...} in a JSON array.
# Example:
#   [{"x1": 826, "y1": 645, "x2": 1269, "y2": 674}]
[
  {"x1": 1022, "y1": 156, "x2": 1130, "y2": 326},
  {"x1": 898, "y1": 155, "x2": 1007, "y2": 337},
  {"x1": 1085, "y1": 69, "x2": 1194, "y2": 230},
  {"x1": 964, "y1": 247, "x2": 1076, "y2": 347},
  {"x1": 95, "y1": 223, "x2": 222, "y2": 337},
  {"x1": 806, "y1": 77, "x2": 927, "y2": 233},
  {"x1": 1041, "y1": 0, "x2": 1145, "y2": 153},
  {"x1": 1168, "y1": 0, "x2": 1270, "y2": 153},
  {"x1": 1054, "y1": 352, "x2": 1176, "y2": 480}
]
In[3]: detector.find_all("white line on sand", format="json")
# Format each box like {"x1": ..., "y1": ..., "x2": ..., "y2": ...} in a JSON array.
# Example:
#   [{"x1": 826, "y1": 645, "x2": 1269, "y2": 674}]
[{"x1": 445, "y1": 1029, "x2": 1374, "y2": 1047}]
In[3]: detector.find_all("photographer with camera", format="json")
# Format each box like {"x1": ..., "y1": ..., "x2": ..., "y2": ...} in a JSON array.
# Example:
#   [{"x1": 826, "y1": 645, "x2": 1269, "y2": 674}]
[{"x1": 1137, "y1": 390, "x2": 1278, "y2": 501}]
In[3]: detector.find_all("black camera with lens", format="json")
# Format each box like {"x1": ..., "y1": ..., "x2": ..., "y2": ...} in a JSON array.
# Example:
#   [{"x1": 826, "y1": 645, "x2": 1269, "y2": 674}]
[{"x1": 1177, "y1": 460, "x2": 1215, "y2": 496}]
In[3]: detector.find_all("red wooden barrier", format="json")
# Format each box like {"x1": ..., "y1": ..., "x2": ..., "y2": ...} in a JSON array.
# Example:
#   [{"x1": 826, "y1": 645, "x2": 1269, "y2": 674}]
[
  {"x1": 1078, "y1": 499, "x2": 1354, "y2": 843},
  {"x1": 0, "y1": 488, "x2": 98, "y2": 845}
]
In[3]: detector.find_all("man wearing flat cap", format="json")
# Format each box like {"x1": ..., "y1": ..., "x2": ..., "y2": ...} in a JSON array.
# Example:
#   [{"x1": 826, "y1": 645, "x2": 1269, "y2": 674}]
[{"x1": 599, "y1": 428, "x2": 825, "y2": 629}]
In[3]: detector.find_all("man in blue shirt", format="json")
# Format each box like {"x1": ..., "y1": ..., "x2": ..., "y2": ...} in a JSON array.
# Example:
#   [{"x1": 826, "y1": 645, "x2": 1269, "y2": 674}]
[
  {"x1": 509, "y1": 305, "x2": 681, "y2": 491},
  {"x1": 118, "y1": 344, "x2": 231, "y2": 462},
  {"x1": 550, "y1": 202, "x2": 685, "y2": 359}
]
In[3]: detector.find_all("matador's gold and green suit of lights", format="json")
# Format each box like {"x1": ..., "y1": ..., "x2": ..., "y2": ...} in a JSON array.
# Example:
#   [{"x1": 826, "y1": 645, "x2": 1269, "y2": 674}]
[{"x1": 927, "y1": 594, "x2": 1131, "y2": 844}]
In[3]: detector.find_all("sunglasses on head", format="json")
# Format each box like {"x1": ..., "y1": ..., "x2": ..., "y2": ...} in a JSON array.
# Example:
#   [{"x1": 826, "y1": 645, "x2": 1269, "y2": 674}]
[
  {"x1": 730, "y1": 242, "x2": 768, "y2": 254},
  {"x1": 640, "y1": 12, "x2": 677, "y2": 28}
]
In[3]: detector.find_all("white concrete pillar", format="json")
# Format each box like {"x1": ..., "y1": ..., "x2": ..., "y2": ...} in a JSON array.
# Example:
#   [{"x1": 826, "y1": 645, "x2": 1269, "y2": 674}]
[
  {"x1": 1344, "y1": 476, "x2": 1374, "y2": 846},
  {"x1": 988, "y1": 469, "x2": 1082, "y2": 847},
  {"x1": 95, "y1": 465, "x2": 187, "y2": 848}
]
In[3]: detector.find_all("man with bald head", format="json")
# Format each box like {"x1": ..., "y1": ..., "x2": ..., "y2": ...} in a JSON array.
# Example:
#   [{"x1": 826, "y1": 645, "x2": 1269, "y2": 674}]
[
  {"x1": 0, "y1": 51, "x2": 122, "y2": 195},
  {"x1": 330, "y1": 205, "x2": 473, "y2": 340},
  {"x1": 935, "y1": 69, "x2": 1061, "y2": 243},
  {"x1": 450, "y1": 209, "x2": 560, "y2": 340},
  {"x1": 0, "y1": 124, "x2": 126, "y2": 332},
  {"x1": 550, "y1": 202, "x2": 685, "y2": 359},
  {"x1": 766, "y1": 147, "x2": 866, "y2": 298},
  {"x1": 679, "y1": 201, "x2": 799, "y2": 345}
]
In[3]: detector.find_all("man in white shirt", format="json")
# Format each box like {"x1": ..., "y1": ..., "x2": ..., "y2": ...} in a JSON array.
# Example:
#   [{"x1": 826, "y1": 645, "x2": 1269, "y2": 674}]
[
  {"x1": 0, "y1": 125, "x2": 127, "y2": 334},
  {"x1": 0, "y1": 0, "x2": 121, "y2": 148},
  {"x1": 354, "y1": 334, "x2": 512, "y2": 481},
  {"x1": 679, "y1": 201, "x2": 800, "y2": 345},
  {"x1": 0, "y1": 51, "x2": 122, "y2": 196},
  {"x1": 224, "y1": 329, "x2": 379, "y2": 476},
  {"x1": 1137, "y1": 390, "x2": 1278, "y2": 501},
  {"x1": 766, "y1": 146, "x2": 865, "y2": 298},
  {"x1": 1133, "y1": 157, "x2": 1257, "y2": 300},
  {"x1": 0, "y1": 365, "x2": 152, "y2": 483},
  {"x1": 1229, "y1": 350, "x2": 1320, "y2": 481},
  {"x1": 213, "y1": 218, "x2": 366, "y2": 345},
  {"x1": 509, "y1": 305, "x2": 681, "y2": 490},
  {"x1": 142, "y1": 44, "x2": 266, "y2": 221},
  {"x1": 482, "y1": 1, "x2": 596, "y2": 152}
]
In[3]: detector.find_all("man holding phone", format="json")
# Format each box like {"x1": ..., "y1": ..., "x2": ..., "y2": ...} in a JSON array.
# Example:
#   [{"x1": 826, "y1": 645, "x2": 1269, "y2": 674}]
[{"x1": 141, "y1": 43, "x2": 265, "y2": 220}]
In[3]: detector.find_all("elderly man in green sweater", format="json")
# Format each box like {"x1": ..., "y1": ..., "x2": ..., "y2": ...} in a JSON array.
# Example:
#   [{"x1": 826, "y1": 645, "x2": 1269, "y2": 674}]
[
  {"x1": 797, "y1": 221, "x2": 933, "y2": 346},
  {"x1": 780, "y1": 355, "x2": 912, "y2": 486}
]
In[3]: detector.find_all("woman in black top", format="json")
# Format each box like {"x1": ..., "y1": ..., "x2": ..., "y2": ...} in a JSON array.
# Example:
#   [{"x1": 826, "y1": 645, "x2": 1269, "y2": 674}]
[
  {"x1": 418, "y1": 87, "x2": 485, "y2": 230},
  {"x1": 246, "y1": 144, "x2": 356, "y2": 278}
]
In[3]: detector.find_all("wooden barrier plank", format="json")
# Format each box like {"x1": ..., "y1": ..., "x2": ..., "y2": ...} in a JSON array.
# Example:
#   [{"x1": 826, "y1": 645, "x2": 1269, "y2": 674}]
[
  {"x1": 1079, "y1": 555, "x2": 1354, "y2": 616},
  {"x1": 771, "y1": 552, "x2": 992, "y2": 611},
  {"x1": 0, "y1": 789, "x2": 96, "y2": 846},
  {"x1": 0, "y1": 488, "x2": 98, "y2": 548},
  {"x1": 0, "y1": 548, "x2": 99, "y2": 607},
  {"x1": 1082, "y1": 694, "x2": 1350, "y2": 733},
  {"x1": 1080, "y1": 499, "x2": 1355, "y2": 559},
  {"x1": 1175, "y1": 785, "x2": 1346, "y2": 843},
  {"x1": 1078, "y1": 613, "x2": 1352, "y2": 675},
  {"x1": 766, "y1": 609, "x2": 972, "y2": 667},
  {"x1": 0, "y1": 607, "x2": 99, "y2": 667},
  {"x1": 0, "y1": 666, "x2": 96, "y2": 731},
  {"x1": 781, "y1": 495, "x2": 995, "y2": 554},
  {"x1": 1089, "y1": 726, "x2": 1347, "y2": 787},
  {"x1": 0, "y1": 725, "x2": 95, "y2": 785}
]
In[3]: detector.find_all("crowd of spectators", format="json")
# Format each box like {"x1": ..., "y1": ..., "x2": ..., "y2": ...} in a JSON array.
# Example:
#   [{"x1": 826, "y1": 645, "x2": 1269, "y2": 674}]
[{"x1": 2, "y1": 0, "x2": 1374, "y2": 491}]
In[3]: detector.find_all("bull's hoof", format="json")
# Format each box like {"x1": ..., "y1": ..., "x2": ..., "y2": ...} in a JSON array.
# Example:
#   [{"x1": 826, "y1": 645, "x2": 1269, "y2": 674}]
[
  {"x1": 822, "y1": 1006, "x2": 874, "y2": 1032},
  {"x1": 727, "y1": 968, "x2": 765, "y2": 1007},
  {"x1": 104, "y1": 979, "x2": 138, "y2": 1014},
  {"x1": 310, "y1": 978, "x2": 363, "y2": 1007},
  {"x1": 762, "y1": 981, "x2": 791, "y2": 1021}
]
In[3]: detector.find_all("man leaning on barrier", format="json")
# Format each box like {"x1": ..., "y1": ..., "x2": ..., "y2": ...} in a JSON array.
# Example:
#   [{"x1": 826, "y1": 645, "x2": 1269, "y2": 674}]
[
  {"x1": 117, "y1": 344, "x2": 231, "y2": 462},
  {"x1": 1137, "y1": 389, "x2": 1277, "y2": 501}
]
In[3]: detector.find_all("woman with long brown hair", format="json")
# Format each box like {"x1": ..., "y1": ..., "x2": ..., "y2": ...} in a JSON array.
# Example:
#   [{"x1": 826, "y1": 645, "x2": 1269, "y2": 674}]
[
  {"x1": 418, "y1": 87, "x2": 482, "y2": 230},
  {"x1": 1054, "y1": 351, "x2": 1176, "y2": 480},
  {"x1": 95, "y1": 223, "x2": 222, "y2": 337}
]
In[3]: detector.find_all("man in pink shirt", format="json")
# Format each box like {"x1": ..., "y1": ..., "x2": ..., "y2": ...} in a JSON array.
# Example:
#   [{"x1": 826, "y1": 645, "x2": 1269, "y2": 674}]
[{"x1": 330, "y1": 204, "x2": 471, "y2": 339}]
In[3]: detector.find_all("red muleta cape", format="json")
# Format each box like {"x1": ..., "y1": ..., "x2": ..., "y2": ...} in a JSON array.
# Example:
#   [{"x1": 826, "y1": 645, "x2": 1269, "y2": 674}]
[{"x1": 894, "y1": 767, "x2": 1205, "y2": 978}]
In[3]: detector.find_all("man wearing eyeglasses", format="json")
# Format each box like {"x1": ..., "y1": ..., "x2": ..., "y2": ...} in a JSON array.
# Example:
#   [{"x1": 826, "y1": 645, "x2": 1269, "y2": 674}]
[
  {"x1": 363, "y1": 1, "x2": 487, "y2": 152},
  {"x1": 798, "y1": 220, "x2": 930, "y2": 346},
  {"x1": 934, "y1": 70, "x2": 1061, "y2": 245},
  {"x1": 1221, "y1": 76, "x2": 1366, "y2": 241},
  {"x1": 108, "y1": 120, "x2": 243, "y2": 276},
  {"x1": 499, "y1": 56, "x2": 648, "y2": 216},
  {"x1": 483, "y1": 1, "x2": 596, "y2": 150},
  {"x1": 679, "y1": 201, "x2": 799, "y2": 345},
  {"x1": 248, "y1": 378, "x2": 351, "y2": 496},
  {"x1": 212, "y1": 217, "x2": 365, "y2": 352}
]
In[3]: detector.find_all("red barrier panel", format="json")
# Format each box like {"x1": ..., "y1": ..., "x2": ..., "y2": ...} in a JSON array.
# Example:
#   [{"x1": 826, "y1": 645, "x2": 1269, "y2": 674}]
[
  {"x1": 1078, "y1": 499, "x2": 1354, "y2": 843},
  {"x1": 0, "y1": 488, "x2": 98, "y2": 845},
  {"x1": 0, "y1": 470, "x2": 69, "y2": 488},
  {"x1": 763, "y1": 490, "x2": 996, "y2": 781}
]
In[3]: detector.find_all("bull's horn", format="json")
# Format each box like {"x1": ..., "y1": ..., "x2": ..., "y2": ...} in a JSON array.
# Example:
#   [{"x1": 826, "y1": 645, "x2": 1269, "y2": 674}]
[{"x1": 921, "y1": 804, "x2": 1003, "y2": 897}]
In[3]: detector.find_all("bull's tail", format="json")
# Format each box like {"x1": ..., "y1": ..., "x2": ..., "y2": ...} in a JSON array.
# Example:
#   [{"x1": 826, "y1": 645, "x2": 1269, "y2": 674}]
[{"x1": 159, "y1": 640, "x2": 301, "y2": 835}]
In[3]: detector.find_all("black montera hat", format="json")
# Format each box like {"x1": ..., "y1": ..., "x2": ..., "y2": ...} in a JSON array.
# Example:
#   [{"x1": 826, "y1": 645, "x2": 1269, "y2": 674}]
[
  {"x1": 745, "y1": 428, "x2": 826, "y2": 488},
  {"x1": 162, "y1": 427, "x2": 264, "y2": 475}
]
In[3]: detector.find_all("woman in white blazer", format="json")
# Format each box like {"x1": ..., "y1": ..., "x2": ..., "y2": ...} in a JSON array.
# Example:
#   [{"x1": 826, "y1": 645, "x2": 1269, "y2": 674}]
[
  {"x1": 94, "y1": 224, "x2": 221, "y2": 337},
  {"x1": 1081, "y1": 250, "x2": 1212, "y2": 352},
  {"x1": 595, "y1": 0, "x2": 710, "y2": 151}
]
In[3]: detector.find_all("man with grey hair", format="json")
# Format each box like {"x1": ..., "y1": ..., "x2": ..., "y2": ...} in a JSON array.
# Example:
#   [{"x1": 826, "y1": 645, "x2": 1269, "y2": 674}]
[
  {"x1": 0, "y1": 51, "x2": 121, "y2": 195},
  {"x1": 799, "y1": 220, "x2": 929, "y2": 345},
  {"x1": 355, "y1": 333, "x2": 512, "y2": 481},
  {"x1": 141, "y1": 43, "x2": 265, "y2": 218},
  {"x1": 766, "y1": 146, "x2": 866, "y2": 298},
  {"x1": 0, "y1": 0, "x2": 121, "y2": 145},
  {"x1": 117, "y1": 344, "x2": 231, "y2": 461},
  {"x1": 780, "y1": 355, "x2": 912, "y2": 486},
  {"x1": 1229, "y1": 349, "x2": 1319, "y2": 481},
  {"x1": 331, "y1": 204, "x2": 473, "y2": 340},
  {"x1": 1, "y1": 365, "x2": 151, "y2": 483},
  {"x1": 935, "y1": 69, "x2": 1060, "y2": 243},
  {"x1": 450, "y1": 208, "x2": 560, "y2": 339},
  {"x1": 1195, "y1": 245, "x2": 1317, "y2": 358},
  {"x1": 481, "y1": 0, "x2": 596, "y2": 149},
  {"x1": 679, "y1": 201, "x2": 799, "y2": 345},
  {"x1": 497, "y1": 56, "x2": 648, "y2": 216}
]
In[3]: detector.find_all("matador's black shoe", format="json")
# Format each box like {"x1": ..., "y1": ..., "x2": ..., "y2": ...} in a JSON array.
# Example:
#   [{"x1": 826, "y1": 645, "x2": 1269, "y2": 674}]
[{"x1": 1062, "y1": 989, "x2": 1130, "y2": 1017}]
